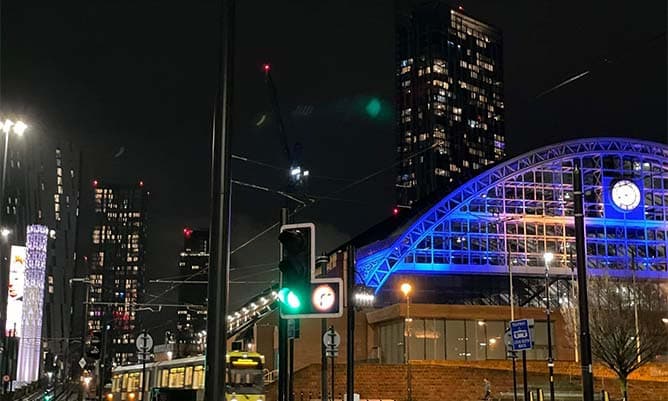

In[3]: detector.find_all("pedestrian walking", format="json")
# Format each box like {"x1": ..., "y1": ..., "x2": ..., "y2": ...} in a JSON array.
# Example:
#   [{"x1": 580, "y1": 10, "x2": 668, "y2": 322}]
[{"x1": 483, "y1": 377, "x2": 492, "y2": 401}]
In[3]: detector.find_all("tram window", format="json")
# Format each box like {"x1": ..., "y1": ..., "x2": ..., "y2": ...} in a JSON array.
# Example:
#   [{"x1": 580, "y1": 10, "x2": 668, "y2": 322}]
[
  {"x1": 169, "y1": 367, "x2": 185, "y2": 387},
  {"x1": 127, "y1": 372, "x2": 141, "y2": 392},
  {"x1": 185, "y1": 366, "x2": 193, "y2": 387},
  {"x1": 112, "y1": 375, "x2": 121, "y2": 392},
  {"x1": 160, "y1": 369, "x2": 169, "y2": 387},
  {"x1": 192, "y1": 365, "x2": 205, "y2": 389}
]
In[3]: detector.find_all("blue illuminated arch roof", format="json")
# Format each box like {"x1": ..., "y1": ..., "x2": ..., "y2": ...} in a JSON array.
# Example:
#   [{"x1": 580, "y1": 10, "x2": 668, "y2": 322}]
[{"x1": 357, "y1": 138, "x2": 668, "y2": 292}]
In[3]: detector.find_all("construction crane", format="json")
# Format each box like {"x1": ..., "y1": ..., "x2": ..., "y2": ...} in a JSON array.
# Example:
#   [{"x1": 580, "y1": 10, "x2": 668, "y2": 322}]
[{"x1": 263, "y1": 63, "x2": 309, "y2": 190}]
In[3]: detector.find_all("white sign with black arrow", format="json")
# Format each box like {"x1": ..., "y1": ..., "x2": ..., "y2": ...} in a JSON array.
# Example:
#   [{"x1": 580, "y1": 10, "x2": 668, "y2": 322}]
[{"x1": 323, "y1": 327, "x2": 340, "y2": 358}]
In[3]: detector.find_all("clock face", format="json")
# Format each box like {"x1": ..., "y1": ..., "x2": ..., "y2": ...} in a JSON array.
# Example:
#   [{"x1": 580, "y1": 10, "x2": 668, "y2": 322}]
[{"x1": 611, "y1": 180, "x2": 641, "y2": 211}]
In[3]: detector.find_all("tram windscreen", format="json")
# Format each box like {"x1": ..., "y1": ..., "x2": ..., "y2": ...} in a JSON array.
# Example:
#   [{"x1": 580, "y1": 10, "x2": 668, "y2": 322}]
[{"x1": 227, "y1": 356, "x2": 265, "y2": 394}]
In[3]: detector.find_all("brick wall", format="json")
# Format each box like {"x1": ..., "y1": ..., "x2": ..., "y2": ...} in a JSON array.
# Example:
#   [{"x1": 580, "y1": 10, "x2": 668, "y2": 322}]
[{"x1": 266, "y1": 362, "x2": 668, "y2": 401}]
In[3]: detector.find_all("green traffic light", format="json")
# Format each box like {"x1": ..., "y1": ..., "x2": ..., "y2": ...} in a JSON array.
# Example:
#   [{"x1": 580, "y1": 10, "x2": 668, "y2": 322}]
[
  {"x1": 287, "y1": 291, "x2": 301, "y2": 309},
  {"x1": 278, "y1": 288, "x2": 302, "y2": 310}
]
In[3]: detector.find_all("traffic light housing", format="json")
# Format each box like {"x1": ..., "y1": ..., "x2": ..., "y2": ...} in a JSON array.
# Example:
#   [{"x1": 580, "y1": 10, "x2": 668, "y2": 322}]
[{"x1": 278, "y1": 223, "x2": 342, "y2": 318}]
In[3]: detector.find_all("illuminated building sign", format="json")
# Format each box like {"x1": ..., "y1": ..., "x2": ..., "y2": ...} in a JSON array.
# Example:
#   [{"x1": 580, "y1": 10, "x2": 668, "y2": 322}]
[
  {"x1": 6, "y1": 246, "x2": 26, "y2": 337},
  {"x1": 17, "y1": 225, "x2": 48, "y2": 384}
]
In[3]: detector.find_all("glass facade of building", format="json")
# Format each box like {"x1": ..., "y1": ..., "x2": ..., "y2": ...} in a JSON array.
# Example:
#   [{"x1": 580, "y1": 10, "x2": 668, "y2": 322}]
[
  {"x1": 396, "y1": 2, "x2": 504, "y2": 206},
  {"x1": 359, "y1": 138, "x2": 668, "y2": 292},
  {"x1": 378, "y1": 318, "x2": 553, "y2": 363}
]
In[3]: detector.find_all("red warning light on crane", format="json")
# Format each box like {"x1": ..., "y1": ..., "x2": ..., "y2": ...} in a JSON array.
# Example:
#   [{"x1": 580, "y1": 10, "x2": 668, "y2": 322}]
[
  {"x1": 263, "y1": 64, "x2": 271, "y2": 72},
  {"x1": 183, "y1": 228, "x2": 193, "y2": 239}
]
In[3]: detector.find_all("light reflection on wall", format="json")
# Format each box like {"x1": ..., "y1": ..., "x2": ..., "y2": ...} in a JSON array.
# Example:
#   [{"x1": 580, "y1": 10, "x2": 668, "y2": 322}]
[{"x1": 17, "y1": 225, "x2": 48, "y2": 384}]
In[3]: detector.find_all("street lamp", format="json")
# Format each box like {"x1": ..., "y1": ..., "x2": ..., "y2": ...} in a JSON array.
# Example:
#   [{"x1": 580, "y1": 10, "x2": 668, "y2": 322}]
[
  {"x1": 0, "y1": 228, "x2": 10, "y2": 239},
  {"x1": 543, "y1": 252, "x2": 555, "y2": 401},
  {"x1": 0, "y1": 118, "x2": 27, "y2": 347},
  {"x1": 400, "y1": 282, "x2": 412, "y2": 401}
]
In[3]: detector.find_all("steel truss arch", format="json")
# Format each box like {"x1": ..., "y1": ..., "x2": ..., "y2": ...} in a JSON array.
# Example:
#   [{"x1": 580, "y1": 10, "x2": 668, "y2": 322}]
[{"x1": 358, "y1": 138, "x2": 668, "y2": 292}]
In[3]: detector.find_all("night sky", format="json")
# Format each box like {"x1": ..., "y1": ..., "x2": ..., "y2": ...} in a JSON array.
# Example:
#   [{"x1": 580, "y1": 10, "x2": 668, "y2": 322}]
[{"x1": 2, "y1": 0, "x2": 666, "y2": 321}]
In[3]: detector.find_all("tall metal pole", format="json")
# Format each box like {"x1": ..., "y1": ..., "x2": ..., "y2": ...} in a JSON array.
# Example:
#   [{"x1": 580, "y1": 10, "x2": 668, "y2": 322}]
[
  {"x1": 289, "y1": 330, "x2": 294, "y2": 401},
  {"x1": 631, "y1": 248, "x2": 641, "y2": 363},
  {"x1": 346, "y1": 245, "x2": 355, "y2": 401},
  {"x1": 204, "y1": 0, "x2": 235, "y2": 399},
  {"x1": 141, "y1": 330, "x2": 147, "y2": 401},
  {"x1": 505, "y1": 223, "x2": 517, "y2": 401},
  {"x1": 522, "y1": 350, "x2": 528, "y2": 401},
  {"x1": 278, "y1": 208, "x2": 289, "y2": 401},
  {"x1": 405, "y1": 295, "x2": 412, "y2": 401},
  {"x1": 569, "y1": 246, "x2": 579, "y2": 362},
  {"x1": 321, "y1": 319, "x2": 328, "y2": 401},
  {"x1": 545, "y1": 264, "x2": 555, "y2": 401},
  {"x1": 573, "y1": 161, "x2": 594, "y2": 401},
  {"x1": 0, "y1": 129, "x2": 10, "y2": 358},
  {"x1": 98, "y1": 324, "x2": 109, "y2": 401},
  {"x1": 511, "y1": 354, "x2": 518, "y2": 401}
]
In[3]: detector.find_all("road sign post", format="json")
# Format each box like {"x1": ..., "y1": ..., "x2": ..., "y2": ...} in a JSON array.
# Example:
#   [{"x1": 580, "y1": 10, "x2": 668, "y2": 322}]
[
  {"x1": 323, "y1": 327, "x2": 340, "y2": 401},
  {"x1": 509, "y1": 319, "x2": 534, "y2": 401},
  {"x1": 136, "y1": 331, "x2": 153, "y2": 401}
]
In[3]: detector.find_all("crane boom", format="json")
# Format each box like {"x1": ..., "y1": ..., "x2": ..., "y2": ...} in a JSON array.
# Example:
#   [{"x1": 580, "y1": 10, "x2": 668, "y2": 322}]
[{"x1": 264, "y1": 64, "x2": 292, "y2": 165}]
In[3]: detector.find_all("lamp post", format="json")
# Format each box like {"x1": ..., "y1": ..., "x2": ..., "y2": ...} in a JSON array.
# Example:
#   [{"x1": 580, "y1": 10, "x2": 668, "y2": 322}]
[
  {"x1": 400, "y1": 282, "x2": 412, "y2": 401},
  {"x1": 543, "y1": 252, "x2": 555, "y2": 401},
  {"x1": 0, "y1": 119, "x2": 27, "y2": 347}
]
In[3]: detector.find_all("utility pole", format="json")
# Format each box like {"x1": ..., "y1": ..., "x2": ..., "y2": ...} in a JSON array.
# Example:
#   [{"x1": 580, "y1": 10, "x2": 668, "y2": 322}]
[
  {"x1": 141, "y1": 330, "x2": 147, "y2": 401},
  {"x1": 544, "y1": 260, "x2": 555, "y2": 401},
  {"x1": 278, "y1": 208, "x2": 289, "y2": 401},
  {"x1": 346, "y1": 245, "x2": 355, "y2": 401},
  {"x1": 204, "y1": 0, "x2": 235, "y2": 399},
  {"x1": 321, "y1": 319, "x2": 328, "y2": 401},
  {"x1": 573, "y1": 161, "x2": 594, "y2": 401}
]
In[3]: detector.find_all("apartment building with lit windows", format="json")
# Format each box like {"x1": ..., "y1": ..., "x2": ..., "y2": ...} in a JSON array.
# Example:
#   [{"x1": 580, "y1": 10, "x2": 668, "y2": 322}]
[
  {"x1": 396, "y1": 1, "x2": 505, "y2": 207},
  {"x1": 1, "y1": 132, "x2": 82, "y2": 379},
  {"x1": 175, "y1": 228, "x2": 208, "y2": 355},
  {"x1": 87, "y1": 182, "x2": 147, "y2": 368}
]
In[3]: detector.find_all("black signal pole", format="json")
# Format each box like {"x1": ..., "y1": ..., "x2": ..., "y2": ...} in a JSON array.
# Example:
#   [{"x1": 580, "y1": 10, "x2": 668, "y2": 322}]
[
  {"x1": 204, "y1": 0, "x2": 235, "y2": 399},
  {"x1": 346, "y1": 245, "x2": 355, "y2": 401},
  {"x1": 278, "y1": 208, "x2": 289, "y2": 401},
  {"x1": 573, "y1": 161, "x2": 594, "y2": 401}
]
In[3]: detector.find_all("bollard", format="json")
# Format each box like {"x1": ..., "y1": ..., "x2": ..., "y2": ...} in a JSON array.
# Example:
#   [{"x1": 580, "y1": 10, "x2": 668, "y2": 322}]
[
  {"x1": 536, "y1": 388, "x2": 544, "y2": 401},
  {"x1": 529, "y1": 390, "x2": 535, "y2": 401}
]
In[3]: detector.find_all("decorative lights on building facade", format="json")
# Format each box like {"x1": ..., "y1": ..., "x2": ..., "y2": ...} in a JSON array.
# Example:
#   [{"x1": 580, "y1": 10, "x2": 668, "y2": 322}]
[{"x1": 17, "y1": 225, "x2": 48, "y2": 383}]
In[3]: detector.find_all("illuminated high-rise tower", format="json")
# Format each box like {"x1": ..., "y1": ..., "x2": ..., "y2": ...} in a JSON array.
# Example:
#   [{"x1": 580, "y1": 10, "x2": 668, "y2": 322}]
[
  {"x1": 87, "y1": 181, "x2": 147, "y2": 368},
  {"x1": 396, "y1": 2, "x2": 505, "y2": 206},
  {"x1": 175, "y1": 228, "x2": 208, "y2": 355}
]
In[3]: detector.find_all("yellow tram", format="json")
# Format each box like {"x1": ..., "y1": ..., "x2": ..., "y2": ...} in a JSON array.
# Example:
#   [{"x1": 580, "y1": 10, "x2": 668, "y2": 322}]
[
  {"x1": 226, "y1": 351, "x2": 266, "y2": 401},
  {"x1": 110, "y1": 351, "x2": 266, "y2": 401}
]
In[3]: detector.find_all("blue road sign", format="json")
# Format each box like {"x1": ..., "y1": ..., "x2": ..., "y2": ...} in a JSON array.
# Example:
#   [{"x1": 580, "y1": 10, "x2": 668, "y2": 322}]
[{"x1": 510, "y1": 319, "x2": 534, "y2": 351}]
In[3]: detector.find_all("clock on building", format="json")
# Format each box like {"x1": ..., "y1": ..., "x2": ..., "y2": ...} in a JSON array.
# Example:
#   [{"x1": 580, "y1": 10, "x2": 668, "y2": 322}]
[{"x1": 611, "y1": 180, "x2": 641, "y2": 211}]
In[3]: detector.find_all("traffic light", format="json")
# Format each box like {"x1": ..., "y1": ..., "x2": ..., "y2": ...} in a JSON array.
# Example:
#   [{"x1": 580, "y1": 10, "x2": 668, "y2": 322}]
[
  {"x1": 278, "y1": 223, "x2": 343, "y2": 319},
  {"x1": 278, "y1": 224, "x2": 312, "y2": 315}
]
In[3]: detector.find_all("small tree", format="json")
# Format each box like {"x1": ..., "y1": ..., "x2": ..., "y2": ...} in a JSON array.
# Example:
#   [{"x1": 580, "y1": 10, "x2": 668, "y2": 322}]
[{"x1": 561, "y1": 275, "x2": 668, "y2": 400}]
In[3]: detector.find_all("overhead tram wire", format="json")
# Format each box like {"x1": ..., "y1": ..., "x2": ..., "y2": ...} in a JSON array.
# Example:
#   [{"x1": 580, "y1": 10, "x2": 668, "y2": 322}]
[
  {"x1": 145, "y1": 262, "x2": 277, "y2": 305},
  {"x1": 145, "y1": 142, "x2": 443, "y2": 304},
  {"x1": 230, "y1": 141, "x2": 444, "y2": 255},
  {"x1": 233, "y1": 153, "x2": 354, "y2": 182}
]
